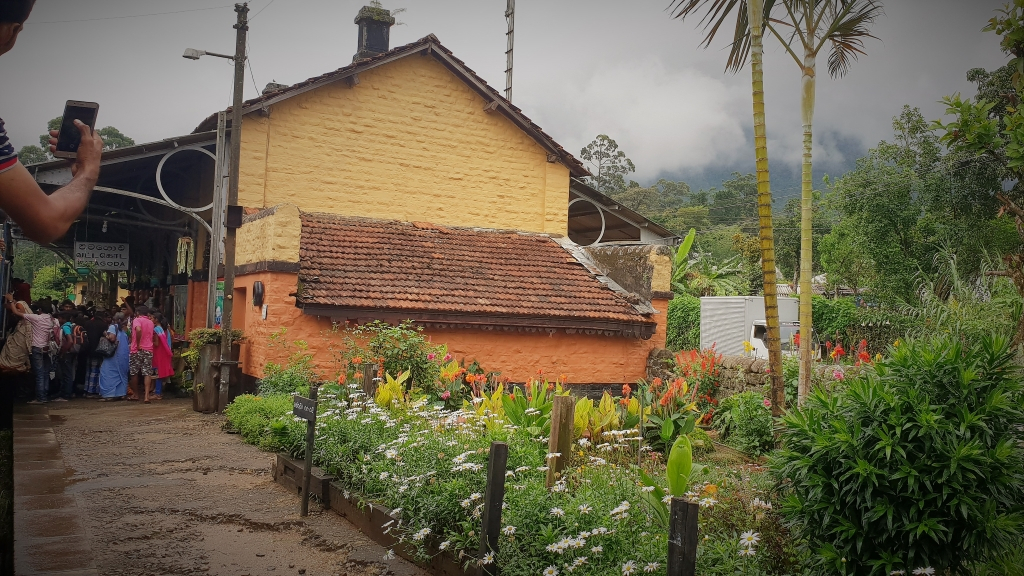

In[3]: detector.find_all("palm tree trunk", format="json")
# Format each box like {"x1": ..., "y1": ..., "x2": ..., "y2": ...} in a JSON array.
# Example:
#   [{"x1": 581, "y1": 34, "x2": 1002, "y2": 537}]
[
  {"x1": 747, "y1": 0, "x2": 785, "y2": 417},
  {"x1": 798, "y1": 49, "x2": 816, "y2": 405}
]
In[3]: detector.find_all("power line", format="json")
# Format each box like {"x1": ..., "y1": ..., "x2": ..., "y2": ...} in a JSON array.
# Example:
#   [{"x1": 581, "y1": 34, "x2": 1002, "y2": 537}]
[
  {"x1": 249, "y1": 0, "x2": 277, "y2": 21},
  {"x1": 31, "y1": 5, "x2": 236, "y2": 24}
]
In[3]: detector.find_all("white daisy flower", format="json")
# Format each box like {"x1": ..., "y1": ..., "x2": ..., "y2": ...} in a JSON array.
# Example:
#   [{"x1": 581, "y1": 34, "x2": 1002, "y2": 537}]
[
  {"x1": 591, "y1": 546, "x2": 603, "y2": 554},
  {"x1": 412, "y1": 528, "x2": 430, "y2": 541},
  {"x1": 481, "y1": 552, "x2": 495, "y2": 565},
  {"x1": 699, "y1": 497, "x2": 717, "y2": 508},
  {"x1": 470, "y1": 492, "x2": 483, "y2": 501},
  {"x1": 622, "y1": 560, "x2": 638, "y2": 575},
  {"x1": 890, "y1": 571, "x2": 906, "y2": 576},
  {"x1": 643, "y1": 562, "x2": 660, "y2": 573},
  {"x1": 439, "y1": 540, "x2": 451, "y2": 550},
  {"x1": 543, "y1": 566, "x2": 559, "y2": 576},
  {"x1": 640, "y1": 486, "x2": 656, "y2": 493},
  {"x1": 578, "y1": 504, "x2": 592, "y2": 514},
  {"x1": 550, "y1": 507, "x2": 565, "y2": 517},
  {"x1": 912, "y1": 569, "x2": 935, "y2": 576},
  {"x1": 383, "y1": 549, "x2": 396, "y2": 560},
  {"x1": 738, "y1": 531, "x2": 760, "y2": 547},
  {"x1": 502, "y1": 525, "x2": 516, "y2": 536},
  {"x1": 578, "y1": 438, "x2": 591, "y2": 448},
  {"x1": 738, "y1": 548, "x2": 755, "y2": 557}
]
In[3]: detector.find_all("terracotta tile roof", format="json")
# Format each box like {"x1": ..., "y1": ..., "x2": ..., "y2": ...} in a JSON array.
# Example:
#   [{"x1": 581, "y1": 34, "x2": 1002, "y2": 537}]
[
  {"x1": 297, "y1": 213, "x2": 655, "y2": 333},
  {"x1": 193, "y1": 35, "x2": 588, "y2": 177}
]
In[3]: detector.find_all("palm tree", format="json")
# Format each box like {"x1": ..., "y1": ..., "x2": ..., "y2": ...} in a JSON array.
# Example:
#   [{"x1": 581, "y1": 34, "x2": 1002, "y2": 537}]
[
  {"x1": 671, "y1": 0, "x2": 882, "y2": 406},
  {"x1": 668, "y1": 0, "x2": 787, "y2": 415},
  {"x1": 766, "y1": 0, "x2": 882, "y2": 404}
]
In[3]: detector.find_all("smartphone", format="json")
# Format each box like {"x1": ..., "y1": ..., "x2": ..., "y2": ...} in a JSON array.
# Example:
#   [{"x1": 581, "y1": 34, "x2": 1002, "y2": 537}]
[{"x1": 53, "y1": 100, "x2": 99, "y2": 159}]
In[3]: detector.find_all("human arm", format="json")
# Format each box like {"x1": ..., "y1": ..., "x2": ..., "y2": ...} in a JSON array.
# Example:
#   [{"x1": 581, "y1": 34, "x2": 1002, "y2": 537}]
[
  {"x1": 4, "y1": 293, "x2": 24, "y2": 317},
  {"x1": 0, "y1": 121, "x2": 103, "y2": 244}
]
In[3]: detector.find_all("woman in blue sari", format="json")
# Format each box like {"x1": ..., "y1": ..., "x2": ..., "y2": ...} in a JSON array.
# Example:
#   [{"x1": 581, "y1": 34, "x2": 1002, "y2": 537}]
[{"x1": 99, "y1": 312, "x2": 129, "y2": 400}]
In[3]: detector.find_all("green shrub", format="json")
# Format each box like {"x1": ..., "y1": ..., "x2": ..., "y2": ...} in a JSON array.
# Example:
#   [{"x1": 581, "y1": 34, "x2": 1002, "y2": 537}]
[
  {"x1": 714, "y1": 391, "x2": 774, "y2": 456},
  {"x1": 338, "y1": 320, "x2": 444, "y2": 391},
  {"x1": 774, "y1": 336, "x2": 1024, "y2": 574},
  {"x1": 258, "y1": 354, "x2": 317, "y2": 396},
  {"x1": 811, "y1": 296, "x2": 857, "y2": 342},
  {"x1": 845, "y1": 307, "x2": 921, "y2": 354},
  {"x1": 223, "y1": 394, "x2": 297, "y2": 452},
  {"x1": 666, "y1": 294, "x2": 700, "y2": 351}
]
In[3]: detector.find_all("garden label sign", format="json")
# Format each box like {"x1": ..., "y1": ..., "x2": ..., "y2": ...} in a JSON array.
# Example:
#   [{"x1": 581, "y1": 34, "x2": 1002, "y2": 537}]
[
  {"x1": 74, "y1": 242, "x2": 129, "y2": 271},
  {"x1": 293, "y1": 395, "x2": 317, "y2": 422},
  {"x1": 294, "y1": 385, "x2": 319, "y2": 517}
]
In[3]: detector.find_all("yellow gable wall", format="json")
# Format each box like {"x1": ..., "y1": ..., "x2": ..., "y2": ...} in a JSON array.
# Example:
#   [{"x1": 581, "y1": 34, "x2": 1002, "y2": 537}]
[{"x1": 237, "y1": 55, "x2": 569, "y2": 235}]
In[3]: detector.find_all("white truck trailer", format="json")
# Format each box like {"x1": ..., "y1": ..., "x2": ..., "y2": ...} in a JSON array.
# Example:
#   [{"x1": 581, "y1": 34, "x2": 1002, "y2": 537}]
[{"x1": 699, "y1": 296, "x2": 800, "y2": 358}]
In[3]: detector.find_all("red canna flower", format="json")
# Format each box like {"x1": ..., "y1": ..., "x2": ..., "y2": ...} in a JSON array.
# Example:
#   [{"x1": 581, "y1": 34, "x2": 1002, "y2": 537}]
[{"x1": 622, "y1": 384, "x2": 631, "y2": 398}]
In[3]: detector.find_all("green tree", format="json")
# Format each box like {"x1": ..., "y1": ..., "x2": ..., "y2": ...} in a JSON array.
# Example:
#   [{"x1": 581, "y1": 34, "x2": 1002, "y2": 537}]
[
  {"x1": 818, "y1": 219, "x2": 873, "y2": 295},
  {"x1": 707, "y1": 172, "x2": 758, "y2": 230},
  {"x1": 761, "y1": 0, "x2": 884, "y2": 404},
  {"x1": 17, "y1": 145, "x2": 47, "y2": 166},
  {"x1": 668, "y1": 0, "x2": 787, "y2": 413},
  {"x1": 732, "y1": 231, "x2": 764, "y2": 294},
  {"x1": 579, "y1": 135, "x2": 636, "y2": 194},
  {"x1": 30, "y1": 265, "x2": 71, "y2": 301}
]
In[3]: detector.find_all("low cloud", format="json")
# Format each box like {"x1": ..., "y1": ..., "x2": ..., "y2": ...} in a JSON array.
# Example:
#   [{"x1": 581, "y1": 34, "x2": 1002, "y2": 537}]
[{"x1": 518, "y1": 59, "x2": 750, "y2": 182}]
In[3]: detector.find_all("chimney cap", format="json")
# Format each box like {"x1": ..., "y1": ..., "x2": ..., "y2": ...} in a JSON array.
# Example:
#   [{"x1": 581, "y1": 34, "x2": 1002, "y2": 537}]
[
  {"x1": 354, "y1": 4, "x2": 396, "y2": 25},
  {"x1": 262, "y1": 82, "x2": 289, "y2": 95}
]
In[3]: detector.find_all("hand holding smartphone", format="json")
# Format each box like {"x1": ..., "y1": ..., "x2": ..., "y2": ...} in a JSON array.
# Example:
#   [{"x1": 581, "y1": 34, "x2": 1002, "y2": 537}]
[{"x1": 53, "y1": 100, "x2": 99, "y2": 159}]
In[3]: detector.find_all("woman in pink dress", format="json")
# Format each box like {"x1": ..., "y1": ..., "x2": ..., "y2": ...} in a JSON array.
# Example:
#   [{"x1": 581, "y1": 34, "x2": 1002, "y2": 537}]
[{"x1": 150, "y1": 312, "x2": 174, "y2": 400}]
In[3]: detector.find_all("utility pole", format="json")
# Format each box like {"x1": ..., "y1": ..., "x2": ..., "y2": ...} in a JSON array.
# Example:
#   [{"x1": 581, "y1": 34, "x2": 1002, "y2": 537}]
[
  {"x1": 504, "y1": 0, "x2": 514, "y2": 101},
  {"x1": 218, "y1": 2, "x2": 248, "y2": 411}
]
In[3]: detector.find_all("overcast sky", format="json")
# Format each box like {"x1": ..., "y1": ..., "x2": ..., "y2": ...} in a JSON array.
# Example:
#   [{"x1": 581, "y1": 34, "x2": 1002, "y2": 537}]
[{"x1": 0, "y1": 0, "x2": 1010, "y2": 196}]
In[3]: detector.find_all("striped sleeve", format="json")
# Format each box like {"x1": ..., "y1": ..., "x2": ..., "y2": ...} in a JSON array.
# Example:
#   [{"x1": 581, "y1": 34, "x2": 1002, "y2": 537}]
[{"x1": 0, "y1": 118, "x2": 17, "y2": 174}]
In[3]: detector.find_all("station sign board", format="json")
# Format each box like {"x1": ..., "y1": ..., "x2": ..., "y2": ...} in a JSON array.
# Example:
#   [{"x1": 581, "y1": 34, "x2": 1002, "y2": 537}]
[{"x1": 74, "y1": 242, "x2": 129, "y2": 271}]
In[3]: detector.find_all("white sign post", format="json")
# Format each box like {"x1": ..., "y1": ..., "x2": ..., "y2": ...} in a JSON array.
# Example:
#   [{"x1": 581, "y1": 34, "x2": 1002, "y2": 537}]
[{"x1": 74, "y1": 242, "x2": 129, "y2": 271}]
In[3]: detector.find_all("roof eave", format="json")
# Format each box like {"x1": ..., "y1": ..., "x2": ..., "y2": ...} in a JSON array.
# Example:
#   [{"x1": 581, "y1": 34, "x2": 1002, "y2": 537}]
[
  {"x1": 192, "y1": 35, "x2": 589, "y2": 178},
  {"x1": 296, "y1": 304, "x2": 657, "y2": 340}
]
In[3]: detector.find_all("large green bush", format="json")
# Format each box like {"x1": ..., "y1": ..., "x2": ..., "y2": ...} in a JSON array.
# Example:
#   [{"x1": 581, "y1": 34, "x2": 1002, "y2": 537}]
[
  {"x1": 666, "y1": 294, "x2": 700, "y2": 351},
  {"x1": 775, "y1": 336, "x2": 1024, "y2": 574},
  {"x1": 811, "y1": 296, "x2": 857, "y2": 342},
  {"x1": 713, "y1": 391, "x2": 774, "y2": 456}
]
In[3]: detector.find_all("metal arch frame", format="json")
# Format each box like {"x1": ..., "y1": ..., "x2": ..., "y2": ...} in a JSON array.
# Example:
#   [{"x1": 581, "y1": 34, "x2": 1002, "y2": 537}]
[
  {"x1": 155, "y1": 145, "x2": 217, "y2": 213},
  {"x1": 93, "y1": 187, "x2": 212, "y2": 234},
  {"x1": 568, "y1": 197, "x2": 606, "y2": 246}
]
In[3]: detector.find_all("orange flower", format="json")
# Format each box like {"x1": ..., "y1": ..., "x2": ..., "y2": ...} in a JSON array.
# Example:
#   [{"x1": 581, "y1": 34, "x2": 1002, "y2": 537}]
[
  {"x1": 547, "y1": 381, "x2": 554, "y2": 392},
  {"x1": 352, "y1": 356, "x2": 363, "y2": 365},
  {"x1": 353, "y1": 371, "x2": 364, "y2": 380},
  {"x1": 337, "y1": 373, "x2": 346, "y2": 385},
  {"x1": 558, "y1": 374, "x2": 568, "y2": 384},
  {"x1": 622, "y1": 384, "x2": 631, "y2": 398},
  {"x1": 651, "y1": 377, "x2": 663, "y2": 389}
]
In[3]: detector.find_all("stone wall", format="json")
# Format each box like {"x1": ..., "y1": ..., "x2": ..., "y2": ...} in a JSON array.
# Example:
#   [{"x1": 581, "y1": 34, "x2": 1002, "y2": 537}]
[{"x1": 646, "y1": 350, "x2": 768, "y2": 398}]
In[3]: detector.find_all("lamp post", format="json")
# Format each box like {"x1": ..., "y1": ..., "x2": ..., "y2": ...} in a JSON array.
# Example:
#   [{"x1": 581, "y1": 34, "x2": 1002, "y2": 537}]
[{"x1": 184, "y1": 2, "x2": 248, "y2": 412}]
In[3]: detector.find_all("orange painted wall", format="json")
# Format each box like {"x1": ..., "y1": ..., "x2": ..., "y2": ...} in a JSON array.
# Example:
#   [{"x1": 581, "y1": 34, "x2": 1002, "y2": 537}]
[{"x1": 204, "y1": 270, "x2": 667, "y2": 385}]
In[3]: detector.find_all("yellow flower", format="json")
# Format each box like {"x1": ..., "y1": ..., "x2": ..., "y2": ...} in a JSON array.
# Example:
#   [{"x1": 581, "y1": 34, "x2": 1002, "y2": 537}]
[
  {"x1": 893, "y1": 339, "x2": 901, "y2": 348},
  {"x1": 875, "y1": 353, "x2": 883, "y2": 362},
  {"x1": 742, "y1": 340, "x2": 753, "y2": 354}
]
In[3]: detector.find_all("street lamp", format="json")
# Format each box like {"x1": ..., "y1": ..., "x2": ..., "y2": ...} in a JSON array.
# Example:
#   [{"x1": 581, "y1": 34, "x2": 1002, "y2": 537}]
[
  {"x1": 184, "y1": 2, "x2": 249, "y2": 412},
  {"x1": 182, "y1": 48, "x2": 234, "y2": 61}
]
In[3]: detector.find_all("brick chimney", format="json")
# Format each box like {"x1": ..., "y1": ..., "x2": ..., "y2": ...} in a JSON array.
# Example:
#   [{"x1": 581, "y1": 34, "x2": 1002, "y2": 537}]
[{"x1": 353, "y1": 3, "x2": 396, "y2": 62}]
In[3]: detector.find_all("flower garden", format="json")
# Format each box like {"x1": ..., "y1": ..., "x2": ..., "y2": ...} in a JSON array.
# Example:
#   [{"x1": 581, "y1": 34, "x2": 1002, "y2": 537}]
[{"x1": 224, "y1": 322, "x2": 1024, "y2": 576}]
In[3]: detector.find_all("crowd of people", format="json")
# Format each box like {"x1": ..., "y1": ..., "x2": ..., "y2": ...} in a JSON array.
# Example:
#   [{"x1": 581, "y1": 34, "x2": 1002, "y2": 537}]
[{"x1": 0, "y1": 292, "x2": 175, "y2": 404}]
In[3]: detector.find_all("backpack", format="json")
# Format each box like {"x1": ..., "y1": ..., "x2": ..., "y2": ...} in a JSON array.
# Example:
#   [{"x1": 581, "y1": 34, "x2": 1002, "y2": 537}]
[
  {"x1": 54, "y1": 322, "x2": 77, "y2": 355},
  {"x1": 47, "y1": 319, "x2": 61, "y2": 356}
]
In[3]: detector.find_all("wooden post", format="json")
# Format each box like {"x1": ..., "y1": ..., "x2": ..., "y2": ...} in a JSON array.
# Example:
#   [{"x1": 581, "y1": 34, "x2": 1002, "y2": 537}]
[
  {"x1": 667, "y1": 497, "x2": 698, "y2": 576},
  {"x1": 299, "y1": 383, "x2": 319, "y2": 517},
  {"x1": 361, "y1": 363, "x2": 378, "y2": 398},
  {"x1": 546, "y1": 395, "x2": 575, "y2": 488},
  {"x1": 479, "y1": 441, "x2": 508, "y2": 575}
]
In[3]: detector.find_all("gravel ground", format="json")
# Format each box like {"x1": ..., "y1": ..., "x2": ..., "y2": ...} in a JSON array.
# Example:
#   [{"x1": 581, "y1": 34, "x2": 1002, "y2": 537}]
[{"x1": 47, "y1": 397, "x2": 427, "y2": 576}]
